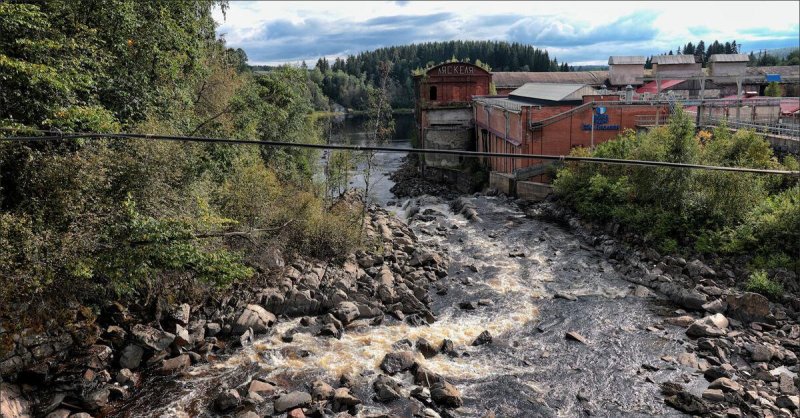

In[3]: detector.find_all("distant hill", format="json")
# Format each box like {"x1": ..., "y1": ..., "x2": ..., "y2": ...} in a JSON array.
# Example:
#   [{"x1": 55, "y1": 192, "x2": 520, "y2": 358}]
[{"x1": 310, "y1": 40, "x2": 570, "y2": 108}]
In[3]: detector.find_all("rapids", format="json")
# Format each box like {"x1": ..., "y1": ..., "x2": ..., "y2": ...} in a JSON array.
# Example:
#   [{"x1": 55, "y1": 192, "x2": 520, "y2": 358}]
[{"x1": 114, "y1": 194, "x2": 690, "y2": 417}]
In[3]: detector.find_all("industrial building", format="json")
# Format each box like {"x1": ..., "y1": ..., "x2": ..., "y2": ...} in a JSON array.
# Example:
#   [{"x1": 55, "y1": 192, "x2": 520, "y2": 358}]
[{"x1": 413, "y1": 55, "x2": 800, "y2": 196}]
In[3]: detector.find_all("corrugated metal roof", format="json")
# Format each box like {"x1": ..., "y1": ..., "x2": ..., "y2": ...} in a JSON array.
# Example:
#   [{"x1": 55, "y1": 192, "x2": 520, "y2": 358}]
[
  {"x1": 491, "y1": 71, "x2": 608, "y2": 88},
  {"x1": 473, "y1": 97, "x2": 530, "y2": 112},
  {"x1": 708, "y1": 54, "x2": 749, "y2": 63},
  {"x1": 652, "y1": 55, "x2": 696, "y2": 65},
  {"x1": 746, "y1": 66, "x2": 800, "y2": 78},
  {"x1": 509, "y1": 83, "x2": 594, "y2": 102},
  {"x1": 608, "y1": 56, "x2": 646, "y2": 65}
]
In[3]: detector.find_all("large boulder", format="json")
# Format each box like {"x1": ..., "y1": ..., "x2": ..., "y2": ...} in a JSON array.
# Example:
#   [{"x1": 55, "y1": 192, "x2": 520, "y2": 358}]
[
  {"x1": 119, "y1": 344, "x2": 144, "y2": 369},
  {"x1": 0, "y1": 384, "x2": 30, "y2": 418},
  {"x1": 373, "y1": 375, "x2": 403, "y2": 402},
  {"x1": 160, "y1": 354, "x2": 191, "y2": 373},
  {"x1": 685, "y1": 260, "x2": 715, "y2": 279},
  {"x1": 431, "y1": 381, "x2": 463, "y2": 408},
  {"x1": 233, "y1": 304, "x2": 276, "y2": 334},
  {"x1": 726, "y1": 292, "x2": 770, "y2": 323},
  {"x1": 214, "y1": 389, "x2": 241, "y2": 412},
  {"x1": 380, "y1": 351, "x2": 415, "y2": 374},
  {"x1": 274, "y1": 391, "x2": 312, "y2": 413},
  {"x1": 333, "y1": 301, "x2": 360, "y2": 325},
  {"x1": 131, "y1": 324, "x2": 175, "y2": 351}
]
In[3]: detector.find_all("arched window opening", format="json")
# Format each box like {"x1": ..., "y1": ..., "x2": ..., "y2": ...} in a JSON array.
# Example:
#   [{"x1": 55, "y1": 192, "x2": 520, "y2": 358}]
[{"x1": 429, "y1": 86, "x2": 437, "y2": 101}]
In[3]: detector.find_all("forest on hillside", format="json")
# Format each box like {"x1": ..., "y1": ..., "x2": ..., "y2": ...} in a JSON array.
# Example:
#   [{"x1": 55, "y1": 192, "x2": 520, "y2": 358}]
[{"x1": 302, "y1": 41, "x2": 570, "y2": 110}]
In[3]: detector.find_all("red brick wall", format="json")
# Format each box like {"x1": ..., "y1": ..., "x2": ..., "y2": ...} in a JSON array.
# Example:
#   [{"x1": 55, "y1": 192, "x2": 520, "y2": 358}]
[{"x1": 478, "y1": 101, "x2": 668, "y2": 175}]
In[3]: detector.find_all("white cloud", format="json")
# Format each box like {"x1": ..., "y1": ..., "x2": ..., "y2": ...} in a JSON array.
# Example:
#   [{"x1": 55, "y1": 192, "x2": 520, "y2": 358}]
[{"x1": 213, "y1": 1, "x2": 800, "y2": 65}]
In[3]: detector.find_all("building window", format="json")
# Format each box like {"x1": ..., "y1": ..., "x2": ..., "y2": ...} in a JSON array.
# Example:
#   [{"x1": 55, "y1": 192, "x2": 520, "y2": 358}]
[{"x1": 429, "y1": 86, "x2": 437, "y2": 101}]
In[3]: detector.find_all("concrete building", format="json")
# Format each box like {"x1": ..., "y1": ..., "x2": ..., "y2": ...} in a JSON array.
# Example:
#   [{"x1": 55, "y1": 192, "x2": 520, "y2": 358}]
[
  {"x1": 708, "y1": 54, "x2": 749, "y2": 80},
  {"x1": 652, "y1": 55, "x2": 702, "y2": 78},
  {"x1": 608, "y1": 56, "x2": 646, "y2": 86},
  {"x1": 413, "y1": 62, "x2": 491, "y2": 171}
]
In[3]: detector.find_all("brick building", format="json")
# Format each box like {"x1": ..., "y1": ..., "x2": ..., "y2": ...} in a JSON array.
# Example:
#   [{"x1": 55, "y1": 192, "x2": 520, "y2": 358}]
[{"x1": 414, "y1": 62, "x2": 491, "y2": 169}]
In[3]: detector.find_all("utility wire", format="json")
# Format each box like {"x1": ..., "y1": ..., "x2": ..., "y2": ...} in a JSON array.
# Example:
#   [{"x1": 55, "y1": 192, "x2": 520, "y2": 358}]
[{"x1": 1, "y1": 130, "x2": 798, "y2": 176}]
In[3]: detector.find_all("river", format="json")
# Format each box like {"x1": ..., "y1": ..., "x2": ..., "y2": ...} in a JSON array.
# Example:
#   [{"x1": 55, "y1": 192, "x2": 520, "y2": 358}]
[{"x1": 113, "y1": 113, "x2": 691, "y2": 417}]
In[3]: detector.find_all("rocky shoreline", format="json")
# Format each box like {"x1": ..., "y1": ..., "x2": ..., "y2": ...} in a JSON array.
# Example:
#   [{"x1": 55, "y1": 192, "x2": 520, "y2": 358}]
[
  {"x1": 2, "y1": 185, "x2": 798, "y2": 417},
  {"x1": 0, "y1": 204, "x2": 465, "y2": 418},
  {"x1": 531, "y1": 199, "x2": 799, "y2": 417}
]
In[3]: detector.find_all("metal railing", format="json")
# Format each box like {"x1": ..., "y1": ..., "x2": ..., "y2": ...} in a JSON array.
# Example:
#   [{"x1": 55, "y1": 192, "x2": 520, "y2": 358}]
[
  {"x1": 699, "y1": 116, "x2": 800, "y2": 139},
  {"x1": 634, "y1": 114, "x2": 671, "y2": 126}
]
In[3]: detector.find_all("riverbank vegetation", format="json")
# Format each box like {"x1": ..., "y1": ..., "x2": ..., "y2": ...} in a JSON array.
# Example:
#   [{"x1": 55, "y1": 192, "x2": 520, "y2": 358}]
[
  {"x1": 553, "y1": 108, "x2": 799, "y2": 274},
  {"x1": 0, "y1": 1, "x2": 363, "y2": 323}
]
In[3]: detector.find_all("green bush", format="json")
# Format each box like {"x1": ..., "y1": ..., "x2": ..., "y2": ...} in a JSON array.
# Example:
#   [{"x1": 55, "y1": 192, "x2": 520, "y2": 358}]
[
  {"x1": 745, "y1": 270, "x2": 784, "y2": 299},
  {"x1": 554, "y1": 108, "x2": 798, "y2": 273}
]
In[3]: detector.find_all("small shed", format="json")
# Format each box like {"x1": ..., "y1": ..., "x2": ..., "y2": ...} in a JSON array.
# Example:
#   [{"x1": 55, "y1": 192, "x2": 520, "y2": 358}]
[
  {"x1": 652, "y1": 55, "x2": 702, "y2": 78},
  {"x1": 708, "y1": 54, "x2": 749, "y2": 82},
  {"x1": 608, "y1": 56, "x2": 646, "y2": 86}
]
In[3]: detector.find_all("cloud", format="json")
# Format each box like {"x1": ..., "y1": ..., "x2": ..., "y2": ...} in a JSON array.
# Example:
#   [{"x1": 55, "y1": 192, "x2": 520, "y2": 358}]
[
  {"x1": 236, "y1": 13, "x2": 460, "y2": 62},
  {"x1": 507, "y1": 11, "x2": 659, "y2": 47},
  {"x1": 216, "y1": 2, "x2": 800, "y2": 65}
]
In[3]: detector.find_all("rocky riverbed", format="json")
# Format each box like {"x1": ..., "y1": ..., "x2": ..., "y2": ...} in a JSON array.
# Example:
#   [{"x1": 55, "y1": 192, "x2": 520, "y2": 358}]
[{"x1": 2, "y1": 192, "x2": 798, "y2": 418}]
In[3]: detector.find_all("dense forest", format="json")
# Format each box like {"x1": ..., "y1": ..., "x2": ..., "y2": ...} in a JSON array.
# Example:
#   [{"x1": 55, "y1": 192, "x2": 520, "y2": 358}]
[
  {"x1": 0, "y1": 1, "x2": 364, "y2": 320},
  {"x1": 308, "y1": 41, "x2": 570, "y2": 109},
  {"x1": 645, "y1": 39, "x2": 800, "y2": 68}
]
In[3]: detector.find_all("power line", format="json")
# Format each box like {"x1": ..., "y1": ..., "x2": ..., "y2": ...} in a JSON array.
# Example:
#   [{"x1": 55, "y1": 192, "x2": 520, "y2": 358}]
[{"x1": 1, "y1": 130, "x2": 798, "y2": 176}]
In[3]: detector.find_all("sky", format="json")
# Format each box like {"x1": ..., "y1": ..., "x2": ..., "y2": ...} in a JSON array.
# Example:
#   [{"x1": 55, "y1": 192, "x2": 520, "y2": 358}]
[{"x1": 212, "y1": 1, "x2": 800, "y2": 66}]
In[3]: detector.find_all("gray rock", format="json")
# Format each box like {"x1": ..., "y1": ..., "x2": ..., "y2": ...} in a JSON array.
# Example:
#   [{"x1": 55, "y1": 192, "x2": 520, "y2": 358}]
[
  {"x1": 205, "y1": 322, "x2": 221, "y2": 337},
  {"x1": 45, "y1": 409, "x2": 71, "y2": 418},
  {"x1": 311, "y1": 379, "x2": 333, "y2": 400},
  {"x1": 214, "y1": 389, "x2": 241, "y2": 412},
  {"x1": 161, "y1": 354, "x2": 191, "y2": 373},
  {"x1": 779, "y1": 373, "x2": 797, "y2": 394},
  {"x1": 233, "y1": 304, "x2": 276, "y2": 334},
  {"x1": 751, "y1": 344, "x2": 774, "y2": 362},
  {"x1": 333, "y1": 301, "x2": 360, "y2": 325},
  {"x1": 702, "y1": 299, "x2": 727, "y2": 314},
  {"x1": 380, "y1": 351, "x2": 415, "y2": 374},
  {"x1": 119, "y1": 344, "x2": 144, "y2": 370},
  {"x1": 708, "y1": 377, "x2": 741, "y2": 392},
  {"x1": 726, "y1": 292, "x2": 771, "y2": 323},
  {"x1": 131, "y1": 324, "x2": 175, "y2": 351},
  {"x1": 686, "y1": 321, "x2": 726, "y2": 339},
  {"x1": 0, "y1": 384, "x2": 30, "y2": 418},
  {"x1": 333, "y1": 387, "x2": 361, "y2": 406},
  {"x1": 273, "y1": 391, "x2": 312, "y2": 413},
  {"x1": 416, "y1": 338, "x2": 438, "y2": 358},
  {"x1": 702, "y1": 389, "x2": 725, "y2": 402},
  {"x1": 776, "y1": 395, "x2": 799, "y2": 410},
  {"x1": 686, "y1": 260, "x2": 715, "y2": 279},
  {"x1": 373, "y1": 375, "x2": 403, "y2": 402},
  {"x1": 81, "y1": 387, "x2": 110, "y2": 410},
  {"x1": 431, "y1": 381, "x2": 463, "y2": 408},
  {"x1": 472, "y1": 330, "x2": 493, "y2": 346},
  {"x1": 170, "y1": 303, "x2": 191, "y2": 326},
  {"x1": 413, "y1": 364, "x2": 443, "y2": 388},
  {"x1": 265, "y1": 247, "x2": 285, "y2": 270}
]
